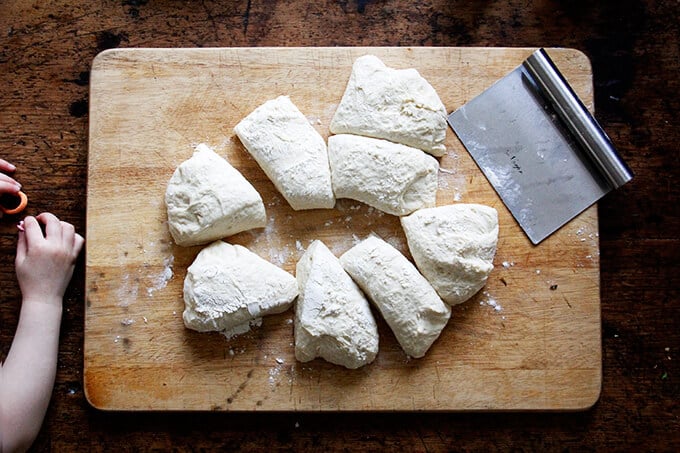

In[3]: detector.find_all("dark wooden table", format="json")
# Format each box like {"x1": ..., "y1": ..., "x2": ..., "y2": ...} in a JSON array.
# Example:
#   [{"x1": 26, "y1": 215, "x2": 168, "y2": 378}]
[{"x1": 1, "y1": 1, "x2": 678, "y2": 451}]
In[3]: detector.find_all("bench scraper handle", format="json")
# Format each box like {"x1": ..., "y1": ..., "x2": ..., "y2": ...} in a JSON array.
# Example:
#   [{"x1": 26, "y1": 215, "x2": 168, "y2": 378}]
[{"x1": 523, "y1": 48, "x2": 633, "y2": 189}]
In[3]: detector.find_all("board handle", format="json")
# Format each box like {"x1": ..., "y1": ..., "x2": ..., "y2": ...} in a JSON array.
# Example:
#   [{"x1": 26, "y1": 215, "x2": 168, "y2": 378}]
[{"x1": 523, "y1": 48, "x2": 633, "y2": 189}]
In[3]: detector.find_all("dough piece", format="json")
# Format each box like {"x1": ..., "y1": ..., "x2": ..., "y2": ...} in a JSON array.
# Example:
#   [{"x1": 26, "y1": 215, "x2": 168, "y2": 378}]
[
  {"x1": 339, "y1": 235, "x2": 451, "y2": 358},
  {"x1": 328, "y1": 134, "x2": 438, "y2": 216},
  {"x1": 165, "y1": 144, "x2": 266, "y2": 247},
  {"x1": 234, "y1": 96, "x2": 335, "y2": 210},
  {"x1": 330, "y1": 55, "x2": 448, "y2": 156},
  {"x1": 401, "y1": 204, "x2": 499, "y2": 306},
  {"x1": 295, "y1": 240, "x2": 379, "y2": 369},
  {"x1": 183, "y1": 241, "x2": 298, "y2": 333}
]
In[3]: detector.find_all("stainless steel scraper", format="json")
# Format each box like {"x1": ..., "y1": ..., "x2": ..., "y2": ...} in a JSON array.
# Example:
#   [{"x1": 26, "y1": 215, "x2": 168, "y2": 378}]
[{"x1": 448, "y1": 48, "x2": 632, "y2": 244}]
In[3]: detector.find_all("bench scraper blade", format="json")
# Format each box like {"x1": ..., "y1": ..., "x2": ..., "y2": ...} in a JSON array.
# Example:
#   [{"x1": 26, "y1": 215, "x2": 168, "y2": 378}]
[{"x1": 448, "y1": 49, "x2": 632, "y2": 245}]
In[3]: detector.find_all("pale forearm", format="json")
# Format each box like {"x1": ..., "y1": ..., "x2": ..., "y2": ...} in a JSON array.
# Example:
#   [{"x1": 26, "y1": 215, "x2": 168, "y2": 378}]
[{"x1": 0, "y1": 299, "x2": 62, "y2": 453}]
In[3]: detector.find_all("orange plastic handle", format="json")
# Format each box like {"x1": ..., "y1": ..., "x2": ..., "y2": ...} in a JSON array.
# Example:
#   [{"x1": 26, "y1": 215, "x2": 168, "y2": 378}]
[{"x1": 1, "y1": 191, "x2": 28, "y2": 215}]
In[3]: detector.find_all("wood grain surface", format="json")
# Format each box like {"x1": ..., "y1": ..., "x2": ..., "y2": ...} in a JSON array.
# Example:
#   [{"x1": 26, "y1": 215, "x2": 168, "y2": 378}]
[
  {"x1": 0, "y1": 0, "x2": 677, "y2": 450},
  {"x1": 85, "y1": 47, "x2": 600, "y2": 411}
]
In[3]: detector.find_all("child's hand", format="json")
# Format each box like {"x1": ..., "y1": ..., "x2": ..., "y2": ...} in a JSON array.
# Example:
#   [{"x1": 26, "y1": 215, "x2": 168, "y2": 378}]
[
  {"x1": 15, "y1": 213, "x2": 85, "y2": 306},
  {"x1": 0, "y1": 158, "x2": 21, "y2": 195}
]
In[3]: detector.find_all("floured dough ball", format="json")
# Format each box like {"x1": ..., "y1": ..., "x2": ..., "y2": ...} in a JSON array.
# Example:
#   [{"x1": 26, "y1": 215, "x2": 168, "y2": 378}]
[
  {"x1": 339, "y1": 235, "x2": 451, "y2": 358},
  {"x1": 234, "y1": 96, "x2": 335, "y2": 210},
  {"x1": 328, "y1": 134, "x2": 438, "y2": 216},
  {"x1": 183, "y1": 241, "x2": 298, "y2": 334},
  {"x1": 165, "y1": 144, "x2": 266, "y2": 247},
  {"x1": 401, "y1": 204, "x2": 499, "y2": 306},
  {"x1": 295, "y1": 240, "x2": 379, "y2": 369},
  {"x1": 330, "y1": 55, "x2": 448, "y2": 156}
]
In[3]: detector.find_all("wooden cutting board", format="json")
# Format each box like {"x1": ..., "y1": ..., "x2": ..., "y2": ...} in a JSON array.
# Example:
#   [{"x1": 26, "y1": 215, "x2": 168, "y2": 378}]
[{"x1": 85, "y1": 47, "x2": 601, "y2": 411}]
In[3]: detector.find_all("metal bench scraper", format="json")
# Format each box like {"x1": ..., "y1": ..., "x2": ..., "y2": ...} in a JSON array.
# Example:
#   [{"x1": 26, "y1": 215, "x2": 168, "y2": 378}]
[{"x1": 448, "y1": 48, "x2": 632, "y2": 244}]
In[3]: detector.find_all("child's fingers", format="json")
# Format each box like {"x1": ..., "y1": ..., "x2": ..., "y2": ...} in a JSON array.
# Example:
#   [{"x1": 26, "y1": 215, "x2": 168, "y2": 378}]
[
  {"x1": 15, "y1": 229, "x2": 27, "y2": 263},
  {"x1": 22, "y1": 216, "x2": 44, "y2": 247},
  {"x1": 60, "y1": 220, "x2": 75, "y2": 248},
  {"x1": 0, "y1": 159, "x2": 16, "y2": 173},
  {"x1": 62, "y1": 221, "x2": 84, "y2": 258},
  {"x1": 0, "y1": 176, "x2": 21, "y2": 194},
  {"x1": 73, "y1": 233, "x2": 85, "y2": 257},
  {"x1": 0, "y1": 172, "x2": 19, "y2": 183},
  {"x1": 36, "y1": 212, "x2": 62, "y2": 240}
]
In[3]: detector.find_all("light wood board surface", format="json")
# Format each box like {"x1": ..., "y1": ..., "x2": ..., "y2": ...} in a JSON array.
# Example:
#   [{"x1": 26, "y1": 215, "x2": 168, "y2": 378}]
[{"x1": 85, "y1": 47, "x2": 601, "y2": 411}]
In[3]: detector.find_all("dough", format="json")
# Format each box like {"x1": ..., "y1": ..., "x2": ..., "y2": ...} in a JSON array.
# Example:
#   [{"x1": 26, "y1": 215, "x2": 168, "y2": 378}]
[
  {"x1": 328, "y1": 134, "x2": 438, "y2": 216},
  {"x1": 183, "y1": 241, "x2": 298, "y2": 333},
  {"x1": 330, "y1": 55, "x2": 448, "y2": 156},
  {"x1": 295, "y1": 240, "x2": 379, "y2": 369},
  {"x1": 401, "y1": 204, "x2": 499, "y2": 306},
  {"x1": 339, "y1": 235, "x2": 451, "y2": 358},
  {"x1": 234, "y1": 96, "x2": 335, "y2": 210},
  {"x1": 165, "y1": 144, "x2": 266, "y2": 247}
]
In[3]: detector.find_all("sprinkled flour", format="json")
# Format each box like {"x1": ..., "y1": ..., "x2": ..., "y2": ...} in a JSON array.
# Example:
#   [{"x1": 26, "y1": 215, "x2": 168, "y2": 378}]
[
  {"x1": 147, "y1": 255, "x2": 174, "y2": 297},
  {"x1": 480, "y1": 291, "x2": 503, "y2": 312}
]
